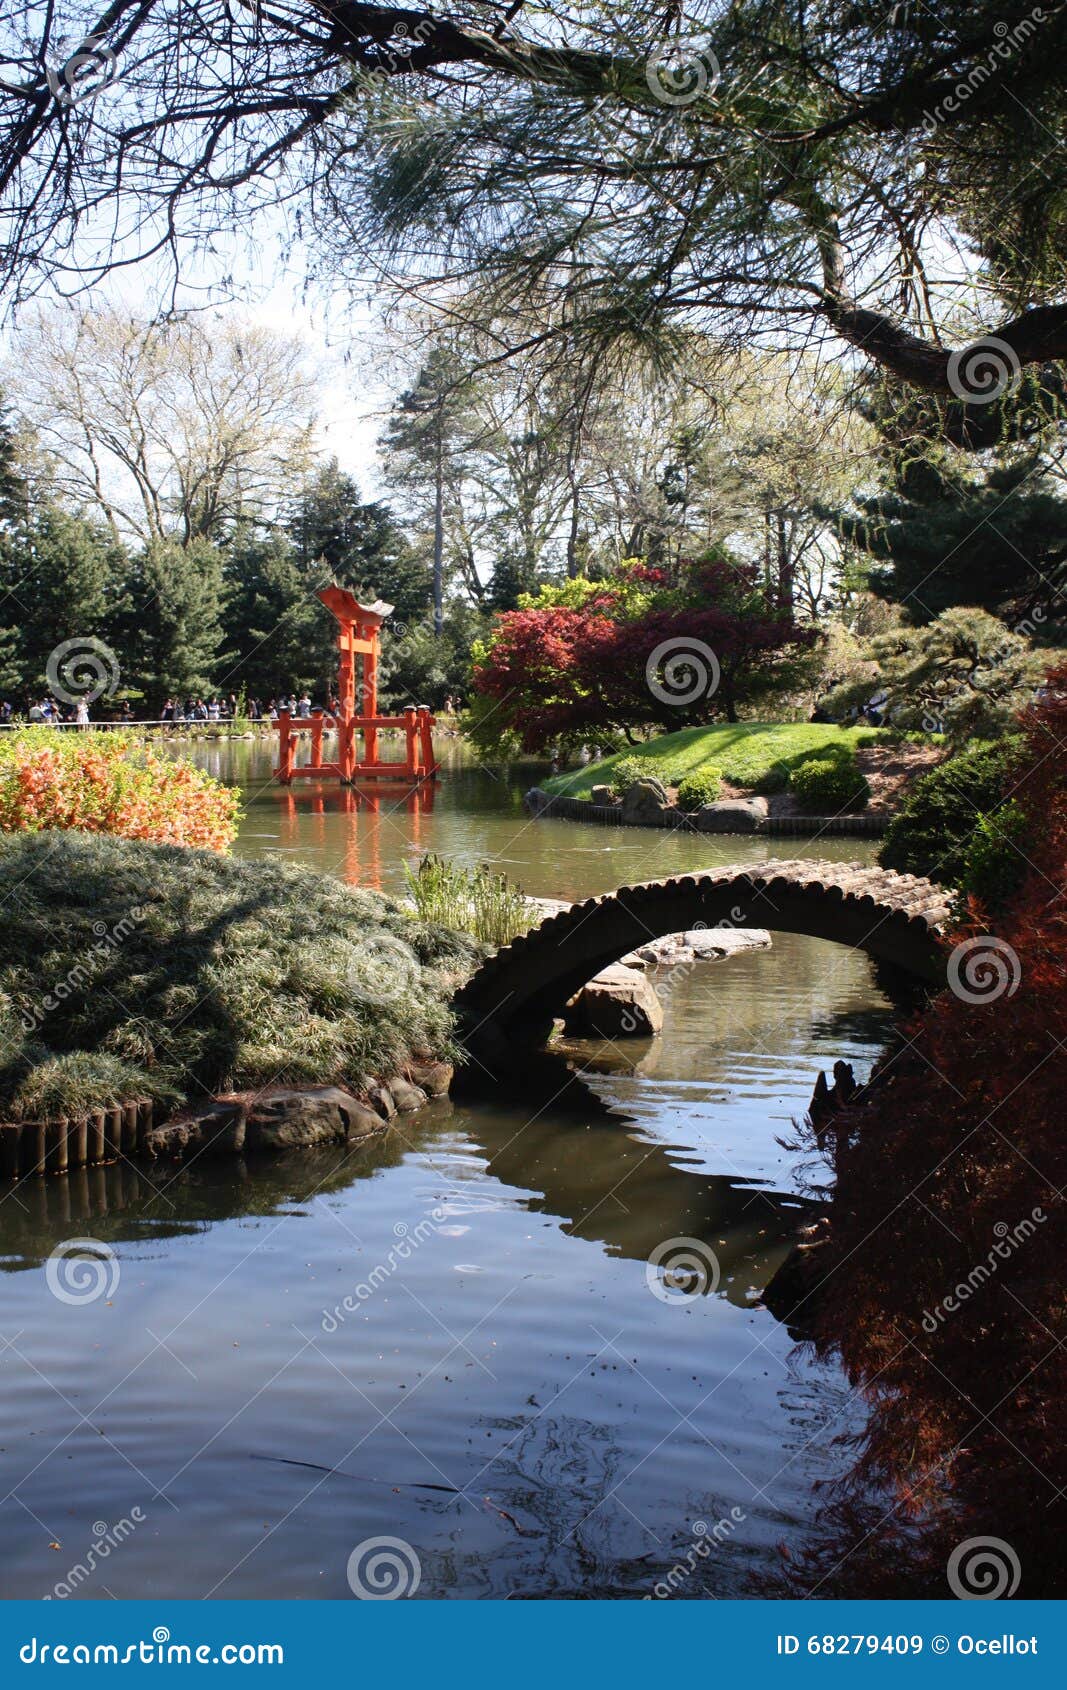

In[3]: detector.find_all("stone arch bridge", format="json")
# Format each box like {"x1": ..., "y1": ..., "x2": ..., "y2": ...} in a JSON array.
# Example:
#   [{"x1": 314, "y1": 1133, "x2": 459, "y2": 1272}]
[{"x1": 454, "y1": 859, "x2": 950, "y2": 1064}]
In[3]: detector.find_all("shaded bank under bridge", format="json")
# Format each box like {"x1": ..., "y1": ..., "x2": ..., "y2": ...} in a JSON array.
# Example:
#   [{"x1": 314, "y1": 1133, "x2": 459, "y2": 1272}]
[{"x1": 454, "y1": 859, "x2": 950, "y2": 1065}]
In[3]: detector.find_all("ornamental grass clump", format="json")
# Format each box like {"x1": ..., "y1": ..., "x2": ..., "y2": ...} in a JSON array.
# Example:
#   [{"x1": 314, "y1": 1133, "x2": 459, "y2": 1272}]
[
  {"x1": 0, "y1": 728, "x2": 240, "y2": 850},
  {"x1": 404, "y1": 853, "x2": 532, "y2": 947},
  {"x1": 0, "y1": 832, "x2": 480, "y2": 1121}
]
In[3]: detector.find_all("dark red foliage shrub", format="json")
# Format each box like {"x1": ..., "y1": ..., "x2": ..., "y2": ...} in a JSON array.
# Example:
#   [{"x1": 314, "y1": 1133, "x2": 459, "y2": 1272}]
[{"x1": 789, "y1": 668, "x2": 1067, "y2": 1597}]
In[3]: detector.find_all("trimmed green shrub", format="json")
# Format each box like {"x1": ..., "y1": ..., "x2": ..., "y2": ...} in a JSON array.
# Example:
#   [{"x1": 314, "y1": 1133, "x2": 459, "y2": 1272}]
[
  {"x1": 879, "y1": 739, "x2": 1019, "y2": 885},
  {"x1": 676, "y1": 766, "x2": 723, "y2": 810},
  {"x1": 790, "y1": 753, "x2": 870, "y2": 813},
  {"x1": 608, "y1": 755, "x2": 647, "y2": 796},
  {"x1": 957, "y1": 802, "x2": 1029, "y2": 912}
]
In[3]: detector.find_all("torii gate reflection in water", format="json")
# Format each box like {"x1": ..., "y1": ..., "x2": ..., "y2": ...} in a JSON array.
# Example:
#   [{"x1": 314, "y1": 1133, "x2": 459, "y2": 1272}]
[
  {"x1": 278, "y1": 783, "x2": 436, "y2": 889},
  {"x1": 273, "y1": 585, "x2": 438, "y2": 786}
]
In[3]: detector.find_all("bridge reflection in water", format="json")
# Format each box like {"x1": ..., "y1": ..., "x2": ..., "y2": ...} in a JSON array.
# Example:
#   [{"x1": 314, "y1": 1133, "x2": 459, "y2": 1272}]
[{"x1": 0, "y1": 1089, "x2": 811, "y2": 1313}]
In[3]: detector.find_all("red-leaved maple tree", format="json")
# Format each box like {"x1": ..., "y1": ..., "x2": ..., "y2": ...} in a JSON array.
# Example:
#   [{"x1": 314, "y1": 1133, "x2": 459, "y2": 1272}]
[{"x1": 472, "y1": 558, "x2": 820, "y2": 752}]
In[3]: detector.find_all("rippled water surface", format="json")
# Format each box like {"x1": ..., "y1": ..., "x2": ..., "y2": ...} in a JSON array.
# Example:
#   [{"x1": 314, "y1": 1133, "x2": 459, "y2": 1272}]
[{"x1": 0, "y1": 743, "x2": 896, "y2": 1598}]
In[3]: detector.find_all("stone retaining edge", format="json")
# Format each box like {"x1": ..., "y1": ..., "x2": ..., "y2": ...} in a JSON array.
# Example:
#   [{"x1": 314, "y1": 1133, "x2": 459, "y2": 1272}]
[
  {"x1": 0, "y1": 1061, "x2": 455, "y2": 1179},
  {"x1": 526, "y1": 790, "x2": 888, "y2": 837}
]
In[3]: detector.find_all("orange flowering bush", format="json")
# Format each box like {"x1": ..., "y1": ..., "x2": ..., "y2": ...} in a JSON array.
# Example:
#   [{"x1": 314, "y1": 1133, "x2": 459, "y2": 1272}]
[{"x1": 0, "y1": 730, "x2": 240, "y2": 851}]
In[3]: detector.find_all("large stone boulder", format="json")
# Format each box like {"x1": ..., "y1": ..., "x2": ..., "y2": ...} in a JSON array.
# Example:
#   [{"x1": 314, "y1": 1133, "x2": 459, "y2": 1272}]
[
  {"x1": 621, "y1": 776, "x2": 670, "y2": 823},
  {"x1": 244, "y1": 1086, "x2": 384, "y2": 1152},
  {"x1": 143, "y1": 1099, "x2": 246, "y2": 1159},
  {"x1": 408, "y1": 1059, "x2": 454, "y2": 1098},
  {"x1": 589, "y1": 784, "x2": 617, "y2": 806},
  {"x1": 523, "y1": 787, "x2": 552, "y2": 816},
  {"x1": 563, "y1": 963, "x2": 664, "y2": 1038},
  {"x1": 387, "y1": 1076, "x2": 429, "y2": 1114},
  {"x1": 695, "y1": 797, "x2": 769, "y2": 833}
]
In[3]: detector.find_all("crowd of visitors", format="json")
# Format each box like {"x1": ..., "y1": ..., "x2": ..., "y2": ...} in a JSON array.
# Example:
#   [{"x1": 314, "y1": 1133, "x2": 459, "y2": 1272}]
[
  {"x1": 0, "y1": 692, "x2": 328, "y2": 727},
  {"x1": 0, "y1": 696, "x2": 134, "y2": 727},
  {"x1": 159, "y1": 693, "x2": 322, "y2": 722},
  {"x1": 1, "y1": 690, "x2": 464, "y2": 728}
]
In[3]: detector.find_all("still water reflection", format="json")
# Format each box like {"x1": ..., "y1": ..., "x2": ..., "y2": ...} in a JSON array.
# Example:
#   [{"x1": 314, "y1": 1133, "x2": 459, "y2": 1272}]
[
  {"x1": 201, "y1": 736, "x2": 883, "y2": 898},
  {"x1": 0, "y1": 741, "x2": 895, "y2": 1597}
]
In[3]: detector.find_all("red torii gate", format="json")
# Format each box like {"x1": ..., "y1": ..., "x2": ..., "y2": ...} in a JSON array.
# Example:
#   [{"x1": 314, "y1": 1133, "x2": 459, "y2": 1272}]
[{"x1": 273, "y1": 586, "x2": 438, "y2": 785}]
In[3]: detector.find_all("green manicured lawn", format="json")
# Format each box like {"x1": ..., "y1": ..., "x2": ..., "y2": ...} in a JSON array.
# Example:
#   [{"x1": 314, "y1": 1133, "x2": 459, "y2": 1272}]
[{"x1": 543, "y1": 722, "x2": 882, "y2": 798}]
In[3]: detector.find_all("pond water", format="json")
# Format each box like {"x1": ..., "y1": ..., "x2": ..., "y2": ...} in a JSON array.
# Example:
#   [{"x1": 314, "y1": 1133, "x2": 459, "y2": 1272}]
[{"x1": 0, "y1": 739, "x2": 899, "y2": 1599}]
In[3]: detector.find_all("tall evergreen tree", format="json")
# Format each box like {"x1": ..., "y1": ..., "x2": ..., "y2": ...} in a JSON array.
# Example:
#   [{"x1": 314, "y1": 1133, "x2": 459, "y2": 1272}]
[
  {"x1": 0, "y1": 500, "x2": 128, "y2": 703},
  {"x1": 381, "y1": 349, "x2": 480, "y2": 634},
  {"x1": 832, "y1": 451, "x2": 1067, "y2": 625},
  {"x1": 0, "y1": 394, "x2": 27, "y2": 696},
  {"x1": 130, "y1": 537, "x2": 227, "y2": 702},
  {"x1": 223, "y1": 526, "x2": 322, "y2": 697}
]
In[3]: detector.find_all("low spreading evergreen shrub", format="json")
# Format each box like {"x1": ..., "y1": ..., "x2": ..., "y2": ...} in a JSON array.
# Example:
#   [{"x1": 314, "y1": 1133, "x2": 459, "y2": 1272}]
[{"x1": 878, "y1": 738, "x2": 1019, "y2": 884}]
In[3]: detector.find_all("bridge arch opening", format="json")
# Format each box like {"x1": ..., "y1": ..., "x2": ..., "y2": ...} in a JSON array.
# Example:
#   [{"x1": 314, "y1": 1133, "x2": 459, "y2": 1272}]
[{"x1": 454, "y1": 860, "x2": 949, "y2": 1067}]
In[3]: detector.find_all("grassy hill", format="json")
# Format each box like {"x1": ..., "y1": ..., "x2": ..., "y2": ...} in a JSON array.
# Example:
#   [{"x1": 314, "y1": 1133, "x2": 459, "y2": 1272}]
[{"x1": 543, "y1": 722, "x2": 883, "y2": 799}]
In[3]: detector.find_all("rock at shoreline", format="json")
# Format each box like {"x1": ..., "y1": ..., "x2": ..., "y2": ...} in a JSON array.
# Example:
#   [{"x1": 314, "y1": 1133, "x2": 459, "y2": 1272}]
[
  {"x1": 144, "y1": 1098, "x2": 246, "y2": 1159},
  {"x1": 590, "y1": 784, "x2": 617, "y2": 806},
  {"x1": 244, "y1": 1086, "x2": 384, "y2": 1152},
  {"x1": 389, "y1": 1077, "x2": 430, "y2": 1114},
  {"x1": 522, "y1": 787, "x2": 552, "y2": 815},
  {"x1": 141, "y1": 1075, "x2": 441, "y2": 1162},
  {"x1": 623, "y1": 928, "x2": 772, "y2": 968},
  {"x1": 695, "y1": 797, "x2": 769, "y2": 832},
  {"x1": 621, "y1": 776, "x2": 670, "y2": 822},
  {"x1": 563, "y1": 964, "x2": 664, "y2": 1039},
  {"x1": 409, "y1": 1059, "x2": 454, "y2": 1097}
]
